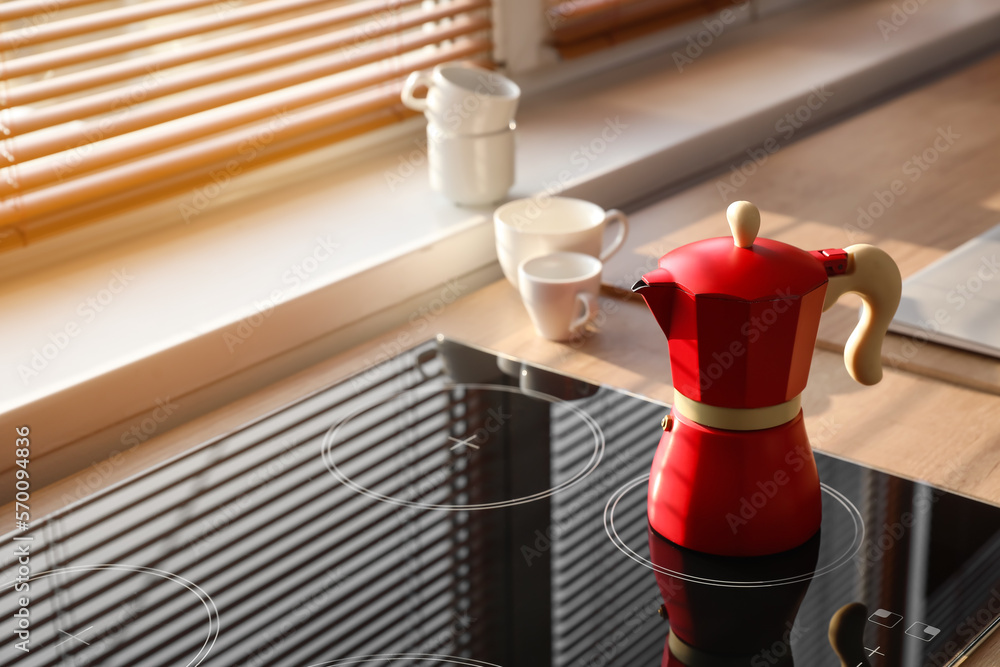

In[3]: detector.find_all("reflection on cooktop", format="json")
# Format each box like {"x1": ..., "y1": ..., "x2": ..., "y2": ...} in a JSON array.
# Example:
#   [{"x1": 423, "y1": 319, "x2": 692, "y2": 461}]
[
  {"x1": 321, "y1": 383, "x2": 605, "y2": 510},
  {"x1": 2, "y1": 337, "x2": 1000, "y2": 667},
  {"x1": 2, "y1": 564, "x2": 219, "y2": 665},
  {"x1": 606, "y1": 476, "x2": 864, "y2": 587}
]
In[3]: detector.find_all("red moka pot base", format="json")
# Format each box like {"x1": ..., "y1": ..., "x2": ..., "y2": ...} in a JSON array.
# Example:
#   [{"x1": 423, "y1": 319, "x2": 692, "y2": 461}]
[{"x1": 647, "y1": 410, "x2": 821, "y2": 557}]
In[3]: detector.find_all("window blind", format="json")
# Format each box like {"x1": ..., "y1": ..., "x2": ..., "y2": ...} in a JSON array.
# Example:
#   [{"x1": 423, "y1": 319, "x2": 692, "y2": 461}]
[
  {"x1": 546, "y1": 0, "x2": 730, "y2": 58},
  {"x1": 0, "y1": 0, "x2": 493, "y2": 251}
]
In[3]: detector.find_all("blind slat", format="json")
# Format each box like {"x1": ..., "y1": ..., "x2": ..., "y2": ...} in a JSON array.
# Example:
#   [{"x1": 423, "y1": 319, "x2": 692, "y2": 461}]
[
  {"x1": 547, "y1": 0, "x2": 726, "y2": 56},
  {"x1": 2, "y1": 0, "x2": 349, "y2": 78},
  {"x1": 4, "y1": 0, "x2": 427, "y2": 108},
  {"x1": 0, "y1": 38, "x2": 492, "y2": 227},
  {"x1": 4, "y1": 0, "x2": 488, "y2": 141},
  {"x1": 1, "y1": 0, "x2": 236, "y2": 50},
  {"x1": 9, "y1": 97, "x2": 431, "y2": 242},
  {"x1": 0, "y1": 0, "x2": 107, "y2": 23},
  {"x1": 1, "y1": 16, "x2": 491, "y2": 190}
]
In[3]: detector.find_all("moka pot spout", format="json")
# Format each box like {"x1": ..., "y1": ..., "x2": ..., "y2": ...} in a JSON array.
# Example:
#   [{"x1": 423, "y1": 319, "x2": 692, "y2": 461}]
[{"x1": 632, "y1": 268, "x2": 675, "y2": 338}]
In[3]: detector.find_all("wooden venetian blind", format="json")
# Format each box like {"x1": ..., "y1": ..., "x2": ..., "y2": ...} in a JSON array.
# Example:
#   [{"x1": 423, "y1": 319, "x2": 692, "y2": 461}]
[
  {"x1": 547, "y1": 0, "x2": 732, "y2": 58},
  {"x1": 0, "y1": 0, "x2": 493, "y2": 251}
]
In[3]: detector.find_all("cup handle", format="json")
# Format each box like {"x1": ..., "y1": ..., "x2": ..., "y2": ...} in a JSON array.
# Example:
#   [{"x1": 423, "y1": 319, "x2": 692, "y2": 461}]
[
  {"x1": 570, "y1": 292, "x2": 600, "y2": 334},
  {"x1": 401, "y1": 70, "x2": 432, "y2": 112},
  {"x1": 599, "y1": 209, "x2": 629, "y2": 261}
]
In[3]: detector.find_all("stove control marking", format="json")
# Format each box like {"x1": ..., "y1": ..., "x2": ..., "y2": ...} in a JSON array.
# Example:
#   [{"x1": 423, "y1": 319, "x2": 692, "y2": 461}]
[
  {"x1": 868, "y1": 609, "x2": 903, "y2": 628},
  {"x1": 448, "y1": 435, "x2": 480, "y2": 451},
  {"x1": 905, "y1": 622, "x2": 941, "y2": 642},
  {"x1": 55, "y1": 626, "x2": 94, "y2": 647}
]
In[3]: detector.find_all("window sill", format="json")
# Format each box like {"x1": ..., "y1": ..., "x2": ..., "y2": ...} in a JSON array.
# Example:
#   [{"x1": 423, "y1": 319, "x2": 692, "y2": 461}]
[{"x1": 2, "y1": 0, "x2": 999, "y2": 488}]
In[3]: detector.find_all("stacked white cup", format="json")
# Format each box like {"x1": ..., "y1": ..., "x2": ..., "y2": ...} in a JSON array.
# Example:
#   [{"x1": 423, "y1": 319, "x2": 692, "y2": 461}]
[{"x1": 402, "y1": 64, "x2": 520, "y2": 206}]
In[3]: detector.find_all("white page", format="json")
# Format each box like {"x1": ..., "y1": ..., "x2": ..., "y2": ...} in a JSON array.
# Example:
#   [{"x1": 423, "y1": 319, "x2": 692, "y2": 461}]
[{"x1": 890, "y1": 224, "x2": 1000, "y2": 359}]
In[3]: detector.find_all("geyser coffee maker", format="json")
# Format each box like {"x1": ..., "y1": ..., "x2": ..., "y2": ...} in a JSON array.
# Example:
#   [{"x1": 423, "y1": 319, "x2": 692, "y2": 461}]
[{"x1": 633, "y1": 201, "x2": 901, "y2": 557}]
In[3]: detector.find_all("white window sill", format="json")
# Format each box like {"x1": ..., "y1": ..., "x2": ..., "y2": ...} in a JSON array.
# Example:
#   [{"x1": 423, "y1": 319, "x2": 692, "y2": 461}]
[{"x1": 2, "y1": 0, "x2": 998, "y2": 486}]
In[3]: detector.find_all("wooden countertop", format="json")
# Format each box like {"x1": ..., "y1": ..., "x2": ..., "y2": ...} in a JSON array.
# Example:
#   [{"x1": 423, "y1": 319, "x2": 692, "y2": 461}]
[{"x1": 9, "y1": 45, "x2": 1000, "y2": 667}]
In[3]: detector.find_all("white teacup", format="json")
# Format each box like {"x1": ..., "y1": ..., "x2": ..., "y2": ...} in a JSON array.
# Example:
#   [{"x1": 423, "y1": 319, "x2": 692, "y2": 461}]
[
  {"x1": 519, "y1": 252, "x2": 602, "y2": 341},
  {"x1": 494, "y1": 197, "x2": 628, "y2": 288},
  {"x1": 401, "y1": 64, "x2": 520, "y2": 135},
  {"x1": 427, "y1": 122, "x2": 515, "y2": 206}
]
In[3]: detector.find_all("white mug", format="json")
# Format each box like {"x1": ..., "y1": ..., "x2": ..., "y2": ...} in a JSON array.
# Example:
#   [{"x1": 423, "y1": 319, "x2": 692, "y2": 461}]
[
  {"x1": 401, "y1": 64, "x2": 520, "y2": 135},
  {"x1": 494, "y1": 196, "x2": 628, "y2": 288},
  {"x1": 519, "y1": 252, "x2": 602, "y2": 341},
  {"x1": 427, "y1": 121, "x2": 515, "y2": 206}
]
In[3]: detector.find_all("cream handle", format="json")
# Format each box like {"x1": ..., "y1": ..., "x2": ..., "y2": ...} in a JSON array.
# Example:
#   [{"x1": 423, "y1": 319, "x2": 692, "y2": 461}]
[
  {"x1": 822, "y1": 244, "x2": 902, "y2": 385},
  {"x1": 400, "y1": 70, "x2": 432, "y2": 112}
]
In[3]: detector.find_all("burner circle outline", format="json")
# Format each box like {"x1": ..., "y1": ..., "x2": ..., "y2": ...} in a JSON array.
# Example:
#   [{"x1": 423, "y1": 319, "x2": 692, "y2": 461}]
[
  {"x1": 322, "y1": 382, "x2": 605, "y2": 510},
  {"x1": 604, "y1": 474, "x2": 865, "y2": 587},
  {"x1": 2, "y1": 563, "x2": 219, "y2": 665}
]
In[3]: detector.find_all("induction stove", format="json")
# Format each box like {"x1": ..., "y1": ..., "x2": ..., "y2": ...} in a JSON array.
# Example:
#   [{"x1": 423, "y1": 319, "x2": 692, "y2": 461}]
[{"x1": 4, "y1": 337, "x2": 1000, "y2": 666}]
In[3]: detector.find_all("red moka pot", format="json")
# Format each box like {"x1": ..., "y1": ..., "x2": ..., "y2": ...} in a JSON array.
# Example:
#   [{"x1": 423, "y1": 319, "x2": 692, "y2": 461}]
[
  {"x1": 649, "y1": 524, "x2": 820, "y2": 665},
  {"x1": 633, "y1": 201, "x2": 901, "y2": 556}
]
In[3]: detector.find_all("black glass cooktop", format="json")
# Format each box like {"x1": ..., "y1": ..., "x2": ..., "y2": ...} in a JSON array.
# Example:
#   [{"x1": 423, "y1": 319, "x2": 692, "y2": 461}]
[{"x1": 4, "y1": 337, "x2": 1000, "y2": 666}]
